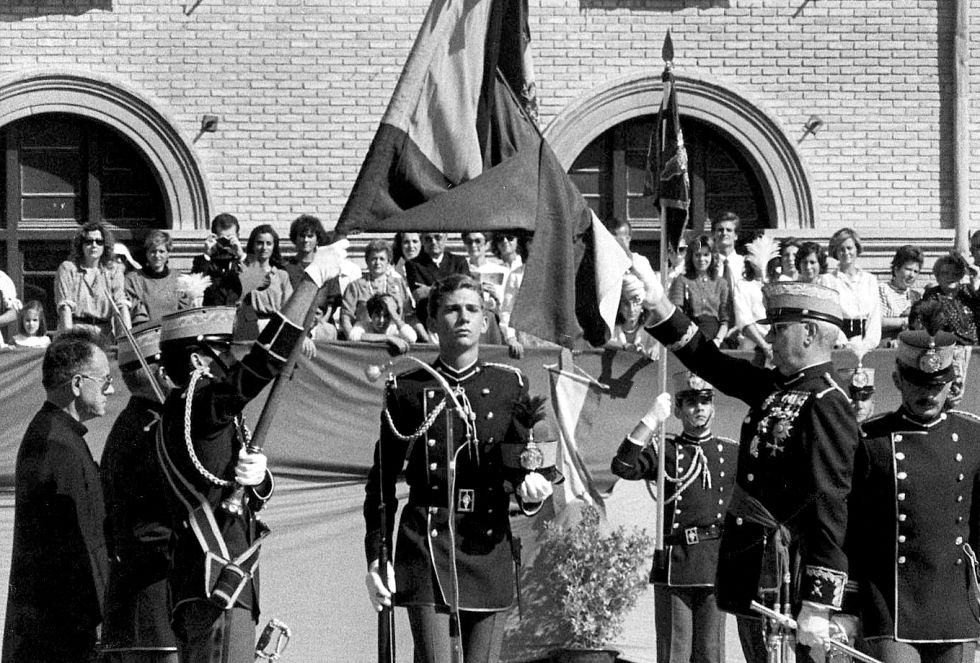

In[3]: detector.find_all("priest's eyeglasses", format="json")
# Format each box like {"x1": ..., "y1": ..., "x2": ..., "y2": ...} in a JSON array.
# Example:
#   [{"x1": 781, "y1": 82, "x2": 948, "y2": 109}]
[{"x1": 78, "y1": 373, "x2": 113, "y2": 392}]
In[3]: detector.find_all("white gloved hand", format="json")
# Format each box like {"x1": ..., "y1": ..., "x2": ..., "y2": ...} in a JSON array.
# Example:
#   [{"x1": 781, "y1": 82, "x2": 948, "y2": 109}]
[
  {"x1": 640, "y1": 392, "x2": 672, "y2": 432},
  {"x1": 797, "y1": 602, "x2": 831, "y2": 663},
  {"x1": 516, "y1": 471, "x2": 553, "y2": 503},
  {"x1": 635, "y1": 267, "x2": 665, "y2": 310},
  {"x1": 304, "y1": 239, "x2": 351, "y2": 288},
  {"x1": 234, "y1": 449, "x2": 268, "y2": 487},
  {"x1": 365, "y1": 559, "x2": 396, "y2": 612}
]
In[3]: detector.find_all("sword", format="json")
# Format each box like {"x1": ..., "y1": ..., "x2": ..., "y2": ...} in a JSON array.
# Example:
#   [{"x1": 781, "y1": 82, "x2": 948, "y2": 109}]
[{"x1": 750, "y1": 601, "x2": 882, "y2": 663}]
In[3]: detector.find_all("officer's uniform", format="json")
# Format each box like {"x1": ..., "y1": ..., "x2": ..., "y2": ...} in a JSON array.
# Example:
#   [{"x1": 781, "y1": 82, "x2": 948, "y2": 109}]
[
  {"x1": 611, "y1": 372, "x2": 737, "y2": 663},
  {"x1": 157, "y1": 306, "x2": 300, "y2": 663},
  {"x1": 101, "y1": 323, "x2": 178, "y2": 662},
  {"x1": 364, "y1": 358, "x2": 553, "y2": 662},
  {"x1": 848, "y1": 331, "x2": 980, "y2": 663}
]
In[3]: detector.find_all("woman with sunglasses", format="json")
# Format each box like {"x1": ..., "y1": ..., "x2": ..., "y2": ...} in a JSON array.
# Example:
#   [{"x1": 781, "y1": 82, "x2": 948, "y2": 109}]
[{"x1": 55, "y1": 221, "x2": 131, "y2": 339}]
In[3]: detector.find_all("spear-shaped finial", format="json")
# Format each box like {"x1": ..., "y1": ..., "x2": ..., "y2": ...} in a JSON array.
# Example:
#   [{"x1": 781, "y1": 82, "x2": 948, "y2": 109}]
[{"x1": 662, "y1": 30, "x2": 674, "y2": 64}]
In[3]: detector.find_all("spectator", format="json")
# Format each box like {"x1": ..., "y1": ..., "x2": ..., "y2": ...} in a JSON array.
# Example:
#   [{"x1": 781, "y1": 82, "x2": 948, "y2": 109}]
[
  {"x1": 55, "y1": 221, "x2": 131, "y2": 340},
  {"x1": 879, "y1": 244, "x2": 924, "y2": 346},
  {"x1": 243, "y1": 224, "x2": 293, "y2": 332},
  {"x1": 348, "y1": 293, "x2": 417, "y2": 349},
  {"x1": 668, "y1": 234, "x2": 732, "y2": 346},
  {"x1": 493, "y1": 229, "x2": 530, "y2": 356},
  {"x1": 777, "y1": 237, "x2": 801, "y2": 281},
  {"x1": 711, "y1": 212, "x2": 743, "y2": 347},
  {"x1": 820, "y1": 227, "x2": 882, "y2": 358},
  {"x1": 341, "y1": 239, "x2": 423, "y2": 341},
  {"x1": 405, "y1": 232, "x2": 470, "y2": 329},
  {"x1": 126, "y1": 230, "x2": 181, "y2": 325},
  {"x1": 605, "y1": 216, "x2": 659, "y2": 295},
  {"x1": 463, "y1": 231, "x2": 508, "y2": 307},
  {"x1": 191, "y1": 213, "x2": 246, "y2": 306},
  {"x1": 918, "y1": 252, "x2": 978, "y2": 344},
  {"x1": 735, "y1": 234, "x2": 775, "y2": 365},
  {"x1": 795, "y1": 241, "x2": 827, "y2": 283},
  {"x1": 284, "y1": 214, "x2": 331, "y2": 288},
  {"x1": 392, "y1": 232, "x2": 422, "y2": 279},
  {"x1": 0, "y1": 267, "x2": 22, "y2": 348},
  {"x1": 12, "y1": 300, "x2": 50, "y2": 349},
  {"x1": 113, "y1": 243, "x2": 141, "y2": 275},
  {"x1": 608, "y1": 274, "x2": 660, "y2": 359}
]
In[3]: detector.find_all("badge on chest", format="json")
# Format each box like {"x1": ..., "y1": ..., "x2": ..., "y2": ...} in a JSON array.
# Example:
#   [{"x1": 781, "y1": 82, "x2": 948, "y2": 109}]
[{"x1": 749, "y1": 390, "x2": 811, "y2": 458}]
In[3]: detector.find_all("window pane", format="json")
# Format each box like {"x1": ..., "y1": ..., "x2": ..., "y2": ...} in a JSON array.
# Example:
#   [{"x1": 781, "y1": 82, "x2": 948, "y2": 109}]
[{"x1": 22, "y1": 196, "x2": 77, "y2": 221}]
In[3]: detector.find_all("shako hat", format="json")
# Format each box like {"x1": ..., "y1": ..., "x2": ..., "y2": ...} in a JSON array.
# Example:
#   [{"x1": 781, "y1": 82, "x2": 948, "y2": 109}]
[
  {"x1": 160, "y1": 306, "x2": 236, "y2": 348},
  {"x1": 896, "y1": 330, "x2": 957, "y2": 386},
  {"x1": 758, "y1": 281, "x2": 845, "y2": 329},
  {"x1": 838, "y1": 366, "x2": 875, "y2": 389},
  {"x1": 116, "y1": 322, "x2": 162, "y2": 371},
  {"x1": 672, "y1": 370, "x2": 713, "y2": 397}
]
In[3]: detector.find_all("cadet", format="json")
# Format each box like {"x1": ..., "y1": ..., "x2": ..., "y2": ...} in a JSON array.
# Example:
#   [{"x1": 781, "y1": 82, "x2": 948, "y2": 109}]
[
  {"x1": 847, "y1": 331, "x2": 980, "y2": 663},
  {"x1": 611, "y1": 372, "x2": 737, "y2": 663},
  {"x1": 364, "y1": 274, "x2": 556, "y2": 663},
  {"x1": 157, "y1": 240, "x2": 347, "y2": 663},
  {"x1": 838, "y1": 366, "x2": 876, "y2": 423},
  {"x1": 101, "y1": 323, "x2": 178, "y2": 662},
  {"x1": 627, "y1": 278, "x2": 860, "y2": 661}
]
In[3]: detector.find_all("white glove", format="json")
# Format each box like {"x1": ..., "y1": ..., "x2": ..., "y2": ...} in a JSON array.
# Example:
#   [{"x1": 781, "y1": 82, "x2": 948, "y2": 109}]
[
  {"x1": 366, "y1": 559, "x2": 396, "y2": 612},
  {"x1": 304, "y1": 239, "x2": 351, "y2": 288},
  {"x1": 635, "y1": 267, "x2": 665, "y2": 309},
  {"x1": 797, "y1": 602, "x2": 831, "y2": 663},
  {"x1": 640, "y1": 392, "x2": 672, "y2": 432},
  {"x1": 516, "y1": 471, "x2": 553, "y2": 503},
  {"x1": 234, "y1": 449, "x2": 268, "y2": 487}
]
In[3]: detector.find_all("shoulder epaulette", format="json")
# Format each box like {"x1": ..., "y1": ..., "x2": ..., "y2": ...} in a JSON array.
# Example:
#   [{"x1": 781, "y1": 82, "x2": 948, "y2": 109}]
[
  {"x1": 948, "y1": 409, "x2": 980, "y2": 424},
  {"x1": 817, "y1": 373, "x2": 849, "y2": 400},
  {"x1": 482, "y1": 362, "x2": 525, "y2": 387},
  {"x1": 714, "y1": 435, "x2": 738, "y2": 446}
]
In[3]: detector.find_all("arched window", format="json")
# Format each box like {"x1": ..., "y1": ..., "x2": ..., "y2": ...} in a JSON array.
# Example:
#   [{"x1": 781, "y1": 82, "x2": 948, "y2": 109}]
[{"x1": 0, "y1": 113, "x2": 165, "y2": 325}]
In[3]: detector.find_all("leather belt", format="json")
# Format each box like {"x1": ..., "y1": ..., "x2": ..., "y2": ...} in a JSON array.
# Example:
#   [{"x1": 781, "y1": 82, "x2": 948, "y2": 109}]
[
  {"x1": 664, "y1": 523, "x2": 722, "y2": 546},
  {"x1": 841, "y1": 318, "x2": 867, "y2": 339}
]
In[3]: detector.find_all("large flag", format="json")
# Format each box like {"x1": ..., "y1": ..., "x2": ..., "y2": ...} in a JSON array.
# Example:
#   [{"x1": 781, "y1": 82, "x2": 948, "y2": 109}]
[
  {"x1": 334, "y1": 0, "x2": 630, "y2": 346},
  {"x1": 646, "y1": 31, "x2": 690, "y2": 252}
]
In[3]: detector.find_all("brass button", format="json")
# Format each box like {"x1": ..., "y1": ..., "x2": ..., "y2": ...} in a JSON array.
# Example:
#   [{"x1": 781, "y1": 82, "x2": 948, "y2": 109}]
[
  {"x1": 958, "y1": 474, "x2": 965, "y2": 482},
  {"x1": 719, "y1": 471, "x2": 726, "y2": 478},
  {"x1": 897, "y1": 472, "x2": 907, "y2": 480},
  {"x1": 956, "y1": 558, "x2": 964, "y2": 566},
  {"x1": 899, "y1": 513, "x2": 907, "y2": 522},
  {"x1": 958, "y1": 495, "x2": 965, "y2": 503},
  {"x1": 719, "y1": 458, "x2": 725, "y2": 464},
  {"x1": 898, "y1": 535, "x2": 906, "y2": 543},
  {"x1": 486, "y1": 412, "x2": 494, "y2": 420},
  {"x1": 956, "y1": 536, "x2": 965, "y2": 545},
  {"x1": 895, "y1": 435, "x2": 903, "y2": 442},
  {"x1": 898, "y1": 556, "x2": 906, "y2": 564},
  {"x1": 485, "y1": 529, "x2": 493, "y2": 536},
  {"x1": 958, "y1": 516, "x2": 964, "y2": 523},
  {"x1": 895, "y1": 452, "x2": 906, "y2": 461},
  {"x1": 952, "y1": 433, "x2": 959, "y2": 442},
  {"x1": 428, "y1": 390, "x2": 436, "y2": 398},
  {"x1": 674, "y1": 508, "x2": 682, "y2": 515},
  {"x1": 897, "y1": 493, "x2": 906, "y2": 501},
  {"x1": 429, "y1": 463, "x2": 438, "y2": 471},
  {"x1": 717, "y1": 444, "x2": 723, "y2": 452},
  {"x1": 431, "y1": 529, "x2": 438, "y2": 537},
  {"x1": 747, "y1": 474, "x2": 754, "y2": 482},
  {"x1": 482, "y1": 388, "x2": 490, "y2": 395},
  {"x1": 716, "y1": 513, "x2": 723, "y2": 519},
  {"x1": 429, "y1": 507, "x2": 438, "y2": 515},
  {"x1": 736, "y1": 517, "x2": 744, "y2": 525},
  {"x1": 678, "y1": 453, "x2": 685, "y2": 460},
  {"x1": 719, "y1": 487, "x2": 725, "y2": 493},
  {"x1": 718, "y1": 499, "x2": 724, "y2": 506},
  {"x1": 956, "y1": 453, "x2": 964, "y2": 462},
  {"x1": 673, "y1": 523, "x2": 680, "y2": 529}
]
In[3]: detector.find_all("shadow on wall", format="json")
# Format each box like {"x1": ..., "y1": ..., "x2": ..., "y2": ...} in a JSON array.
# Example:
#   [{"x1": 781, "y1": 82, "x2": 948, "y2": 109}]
[
  {"x1": 577, "y1": 0, "x2": 730, "y2": 12},
  {"x1": 0, "y1": 0, "x2": 111, "y2": 19}
]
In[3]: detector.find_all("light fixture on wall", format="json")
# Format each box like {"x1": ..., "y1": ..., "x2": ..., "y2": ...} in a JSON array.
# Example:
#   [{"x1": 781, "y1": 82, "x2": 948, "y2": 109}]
[
  {"x1": 200, "y1": 115, "x2": 220, "y2": 133},
  {"x1": 798, "y1": 115, "x2": 824, "y2": 143}
]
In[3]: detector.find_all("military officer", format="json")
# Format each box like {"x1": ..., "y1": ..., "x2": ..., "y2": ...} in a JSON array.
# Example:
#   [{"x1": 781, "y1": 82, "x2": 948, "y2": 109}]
[
  {"x1": 627, "y1": 278, "x2": 860, "y2": 661},
  {"x1": 838, "y1": 366, "x2": 876, "y2": 423},
  {"x1": 364, "y1": 274, "x2": 556, "y2": 663},
  {"x1": 157, "y1": 239, "x2": 347, "y2": 663},
  {"x1": 101, "y1": 323, "x2": 178, "y2": 662},
  {"x1": 847, "y1": 331, "x2": 980, "y2": 663},
  {"x1": 611, "y1": 372, "x2": 737, "y2": 663}
]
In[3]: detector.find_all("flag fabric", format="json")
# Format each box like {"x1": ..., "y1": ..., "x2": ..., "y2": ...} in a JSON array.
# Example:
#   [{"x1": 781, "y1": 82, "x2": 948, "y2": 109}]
[
  {"x1": 646, "y1": 35, "x2": 690, "y2": 252},
  {"x1": 334, "y1": 0, "x2": 630, "y2": 346}
]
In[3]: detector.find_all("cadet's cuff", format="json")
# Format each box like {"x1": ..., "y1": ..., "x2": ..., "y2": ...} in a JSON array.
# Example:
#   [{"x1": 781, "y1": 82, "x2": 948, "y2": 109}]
[
  {"x1": 255, "y1": 312, "x2": 304, "y2": 364},
  {"x1": 799, "y1": 565, "x2": 847, "y2": 610}
]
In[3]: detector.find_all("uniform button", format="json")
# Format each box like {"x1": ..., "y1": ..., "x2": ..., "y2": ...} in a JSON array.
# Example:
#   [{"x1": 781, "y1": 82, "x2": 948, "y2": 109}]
[
  {"x1": 747, "y1": 474, "x2": 755, "y2": 482},
  {"x1": 898, "y1": 535, "x2": 906, "y2": 543},
  {"x1": 895, "y1": 435, "x2": 903, "y2": 442},
  {"x1": 898, "y1": 556, "x2": 906, "y2": 564},
  {"x1": 427, "y1": 438, "x2": 436, "y2": 447},
  {"x1": 718, "y1": 499, "x2": 725, "y2": 505},
  {"x1": 429, "y1": 463, "x2": 438, "y2": 471},
  {"x1": 429, "y1": 507, "x2": 438, "y2": 515},
  {"x1": 956, "y1": 558, "x2": 964, "y2": 566},
  {"x1": 719, "y1": 487, "x2": 725, "y2": 493},
  {"x1": 899, "y1": 513, "x2": 907, "y2": 522},
  {"x1": 719, "y1": 458, "x2": 725, "y2": 464},
  {"x1": 958, "y1": 516, "x2": 964, "y2": 523},
  {"x1": 482, "y1": 388, "x2": 490, "y2": 395},
  {"x1": 431, "y1": 529, "x2": 439, "y2": 537},
  {"x1": 956, "y1": 453, "x2": 964, "y2": 462},
  {"x1": 897, "y1": 493, "x2": 906, "y2": 501},
  {"x1": 678, "y1": 453, "x2": 685, "y2": 460},
  {"x1": 486, "y1": 412, "x2": 494, "y2": 420},
  {"x1": 958, "y1": 495, "x2": 965, "y2": 502},
  {"x1": 431, "y1": 484, "x2": 440, "y2": 491},
  {"x1": 717, "y1": 444, "x2": 723, "y2": 452},
  {"x1": 897, "y1": 472, "x2": 908, "y2": 480},
  {"x1": 487, "y1": 508, "x2": 493, "y2": 514},
  {"x1": 428, "y1": 391, "x2": 436, "y2": 398},
  {"x1": 676, "y1": 495, "x2": 683, "y2": 502},
  {"x1": 952, "y1": 433, "x2": 959, "y2": 442},
  {"x1": 736, "y1": 517, "x2": 744, "y2": 525},
  {"x1": 673, "y1": 523, "x2": 680, "y2": 529},
  {"x1": 720, "y1": 471, "x2": 726, "y2": 478},
  {"x1": 956, "y1": 536, "x2": 965, "y2": 545},
  {"x1": 675, "y1": 508, "x2": 682, "y2": 514},
  {"x1": 958, "y1": 474, "x2": 965, "y2": 481},
  {"x1": 716, "y1": 513, "x2": 723, "y2": 519},
  {"x1": 744, "y1": 416, "x2": 751, "y2": 424},
  {"x1": 895, "y1": 452, "x2": 906, "y2": 460},
  {"x1": 486, "y1": 529, "x2": 493, "y2": 536}
]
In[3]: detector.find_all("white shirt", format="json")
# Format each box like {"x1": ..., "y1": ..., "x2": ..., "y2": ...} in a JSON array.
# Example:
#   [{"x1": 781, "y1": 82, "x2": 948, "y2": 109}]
[{"x1": 819, "y1": 267, "x2": 882, "y2": 358}]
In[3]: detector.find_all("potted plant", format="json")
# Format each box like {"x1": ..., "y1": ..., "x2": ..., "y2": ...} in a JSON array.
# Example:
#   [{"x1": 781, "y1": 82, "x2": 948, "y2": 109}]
[{"x1": 537, "y1": 504, "x2": 653, "y2": 663}]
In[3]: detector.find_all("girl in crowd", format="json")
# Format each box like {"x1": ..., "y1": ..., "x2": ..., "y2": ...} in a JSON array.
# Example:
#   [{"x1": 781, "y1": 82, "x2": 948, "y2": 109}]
[
  {"x1": 794, "y1": 241, "x2": 827, "y2": 283},
  {"x1": 878, "y1": 244, "x2": 924, "y2": 346},
  {"x1": 777, "y1": 237, "x2": 801, "y2": 281},
  {"x1": 819, "y1": 227, "x2": 882, "y2": 357},
  {"x1": 244, "y1": 224, "x2": 293, "y2": 331},
  {"x1": 668, "y1": 234, "x2": 732, "y2": 346},
  {"x1": 55, "y1": 221, "x2": 131, "y2": 340},
  {"x1": 11, "y1": 300, "x2": 49, "y2": 349}
]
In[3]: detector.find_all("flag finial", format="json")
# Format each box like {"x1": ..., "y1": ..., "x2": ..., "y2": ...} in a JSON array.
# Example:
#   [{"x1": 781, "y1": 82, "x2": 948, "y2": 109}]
[{"x1": 662, "y1": 30, "x2": 674, "y2": 63}]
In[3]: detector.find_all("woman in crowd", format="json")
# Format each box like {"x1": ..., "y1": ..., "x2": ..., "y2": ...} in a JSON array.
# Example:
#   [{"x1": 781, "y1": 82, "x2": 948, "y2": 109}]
[
  {"x1": 392, "y1": 232, "x2": 422, "y2": 279},
  {"x1": 918, "y1": 251, "x2": 978, "y2": 344},
  {"x1": 125, "y1": 230, "x2": 180, "y2": 324},
  {"x1": 55, "y1": 221, "x2": 131, "y2": 339},
  {"x1": 495, "y1": 230, "x2": 529, "y2": 355},
  {"x1": 284, "y1": 214, "x2": 331, "y2": 288},
  {"x1": 733, "y1": 234, "x2": 774, "y2": 365},
  {"x1": 608, "y1": 274, "x2": 660, "y2": 359},
  {"x1": 794, "y1": 241, "x2": 827, "y2": 283},
  {"x1": 243, "y1": 224, "x2": 293, "y2": 331},
  {"x1": 819, "y1": 227, "x2": 882, "y2": 357},
  {"x1": 668, "y1": 234, "x2": 732, "y2": 346},
  {"x1": 878, "y1": 244, "x2": 924, "y2": 346},
  {"x1": 11, "y1": 300, "x2": 49, "y2": 349},
  {"x1": 777, "y1": 237, "x2": 800, "y2": 281},
  {"x1": 341, "y1": 239, "x2": 425, "y2": 341}
]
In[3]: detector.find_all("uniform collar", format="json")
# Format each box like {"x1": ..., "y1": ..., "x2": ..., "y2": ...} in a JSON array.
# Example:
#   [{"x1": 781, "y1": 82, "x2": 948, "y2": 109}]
[
  {"x1": 898, "y1": 409, "x2": 947, "y2": 430},
  {"x1": 433, "y1": 357, "x2": 480, "y2": 384},
  {"x1": 777, "y1": 361, "x2": 833, "y2": 388},
  {"x1": 677, "y1": 431, "x2": 712, "y2": 445}
]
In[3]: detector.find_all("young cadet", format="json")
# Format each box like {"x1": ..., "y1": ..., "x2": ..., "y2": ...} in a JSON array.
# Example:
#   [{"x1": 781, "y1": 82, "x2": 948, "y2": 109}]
[
  {"x1": 611, "y1": 372, "x2": 737, "y2": 663},
  {"x1": 364, "y1": 274, "x2": 556, "y2": 663}
]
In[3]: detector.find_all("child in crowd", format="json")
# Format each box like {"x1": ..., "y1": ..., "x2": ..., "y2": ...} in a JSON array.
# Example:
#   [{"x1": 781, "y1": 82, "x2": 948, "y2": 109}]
[
  {"x1": 12, "y1": 300, "x2": 50, "y2": 349},
  {"x1": 348, "y1": 293, "x2": 417, "y2": 347}
]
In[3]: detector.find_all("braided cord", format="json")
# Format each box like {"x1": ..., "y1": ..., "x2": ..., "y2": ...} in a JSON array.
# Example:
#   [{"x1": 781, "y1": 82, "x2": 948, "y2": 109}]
[
  {"x1": 383, "y1": 387, "x2": 449, "y2": 443},
  {"x1": 184, "y1": 368, "x2": 235, "y2": 488}
]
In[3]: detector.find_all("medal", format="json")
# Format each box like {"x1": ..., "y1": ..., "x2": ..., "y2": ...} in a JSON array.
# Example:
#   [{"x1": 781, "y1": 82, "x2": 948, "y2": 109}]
[{"x1": 520, "y1": 433, "x2": 544, "y2": 470}]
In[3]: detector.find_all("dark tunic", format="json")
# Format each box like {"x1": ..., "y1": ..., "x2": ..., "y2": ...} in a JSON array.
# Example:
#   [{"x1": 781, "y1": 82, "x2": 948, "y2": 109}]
[
  {"x1": 404, "y1": 252, "x2": 471, "y2": 326},
  {"x1": 364, "y1": 359, "x2": 536, "y2": 611},
  {"x1": 848, "y1": 409, "x2": 980, "y2": 643},
  {"x1": 647, "y1": 308, "x2": 859, "y2": 614},
  {"x1": 612, "y1": 432, "x2": 737, "y2": 587},
  {"x1": 2, "y1": 403, "x2": 108, "y2": 663},
  {"x1": 159, "y1": 346, "x2": 279, "y2": 619},
  {"x1": 100, "y1": 396, "x2": 177, "y2": 654}
]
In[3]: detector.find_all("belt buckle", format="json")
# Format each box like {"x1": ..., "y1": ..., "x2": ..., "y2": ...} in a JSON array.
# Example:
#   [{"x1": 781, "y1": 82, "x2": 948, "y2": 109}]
[
  {"x1": 684, "y1": 526, "x2": 700, "y2": 545},
  {"x1": 457, "y1": 489, "x2": 475, "y2": 513}
]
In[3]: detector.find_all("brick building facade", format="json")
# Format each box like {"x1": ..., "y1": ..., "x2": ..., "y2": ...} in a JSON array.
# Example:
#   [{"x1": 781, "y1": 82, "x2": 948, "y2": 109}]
[{"x1": 0, "y1": 0, "x2": 973, "y2": 300}]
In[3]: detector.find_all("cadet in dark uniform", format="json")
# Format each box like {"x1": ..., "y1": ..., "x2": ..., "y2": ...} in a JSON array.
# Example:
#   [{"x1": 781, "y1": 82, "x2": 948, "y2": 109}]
[
  {"x1": 627, "y1": 278, "x2": 860, "y2": 660},
  {"x1": 101, "y1": 323, "x2": 178, "y2": 662},
  {"x1": 364, "y1": 274, "x2": 555, "y2": 663},
  {"x1": 848, "y1": 331, "x2": 980, "y2": 663},
  {"x1": 157, "y1": 240, "x2": 348, "y2": 663},
  {"x1": 611, "y1": 372, "x2": 737, "y2": 663}
]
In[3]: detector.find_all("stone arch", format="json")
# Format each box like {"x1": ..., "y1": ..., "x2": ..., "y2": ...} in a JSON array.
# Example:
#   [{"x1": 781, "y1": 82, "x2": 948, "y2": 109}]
[
  {"x1": 544, "y1": 72, "x2": 816, "y2": 229},
  {"x1": 0, "y1": 69, "x2": 211, "y2": 229}
]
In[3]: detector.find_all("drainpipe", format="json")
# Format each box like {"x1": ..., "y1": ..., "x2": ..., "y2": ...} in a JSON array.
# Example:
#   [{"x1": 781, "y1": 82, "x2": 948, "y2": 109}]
[{"x1": 954, "y1": 0, "x2": 971, "y2": 251}]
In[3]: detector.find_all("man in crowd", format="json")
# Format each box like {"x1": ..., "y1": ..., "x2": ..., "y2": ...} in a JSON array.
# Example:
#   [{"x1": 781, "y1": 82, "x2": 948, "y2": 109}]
[
  {"x1": 712, "y1": 212, "x2": 743, "y2": 347},
  {"x1": 627, "y1": 277, "x2": 859, "y2": 662},
  {"x1": 405, "y1": 232, "x2": 470, "y2": 328},
  {"x1": 100, "y1": 323, "x2": 178, "y2": 662},
  {"x1": 191, "y1": 213, "x2": 247, "y2": 306},
  {"x1": 847, "y1": 331, "x2": 980, "y2": 663},
  {"x1": 157, "y1": 239, "x2": 348, "y2": 662},
  {"x1": 2, "y1": 328, "x2": 114, "y2": 663}
]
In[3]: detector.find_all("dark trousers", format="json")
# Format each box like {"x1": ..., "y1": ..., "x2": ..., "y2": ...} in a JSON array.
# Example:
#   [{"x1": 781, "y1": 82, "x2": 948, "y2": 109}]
[
  {"x1": 654, "y1": 585, "x2": 726, "y2": 663},
  {"x1": 172, "y1": 601, "x2": 255, "y2": 663},
  {"x1": 863, "y1": 638, "x2": 977, "y2": 663},
  {"x1": 736, "y1": 615, "x2": 768, "y2": 663},
  {"x1": 406, "y1": 605, "x2": 506, "y2": 663}
]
